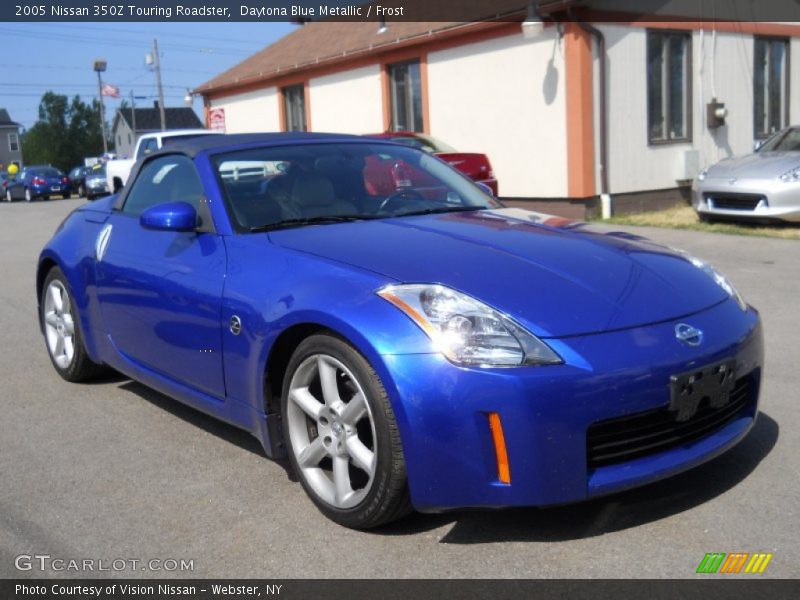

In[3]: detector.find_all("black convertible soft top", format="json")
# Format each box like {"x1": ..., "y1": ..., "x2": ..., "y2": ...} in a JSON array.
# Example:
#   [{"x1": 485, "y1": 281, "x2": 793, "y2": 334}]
[{"x1": 158, "y1": 132, "x2": 366, "y2": 158}]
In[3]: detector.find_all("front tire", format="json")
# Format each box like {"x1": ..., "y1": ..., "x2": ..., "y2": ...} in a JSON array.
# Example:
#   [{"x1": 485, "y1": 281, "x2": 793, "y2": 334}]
[
  {"x1": 281, "y1": 334, "x2": 411, "y2": 529},
  {"x1": 41, "y1": 267, "x2": 105, "y2": 382}
]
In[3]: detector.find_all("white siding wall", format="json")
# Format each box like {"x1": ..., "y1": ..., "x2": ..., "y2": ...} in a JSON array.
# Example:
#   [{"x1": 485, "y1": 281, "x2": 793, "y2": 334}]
[
  {"x1": 428, "y1": 31, "x2": 568, "y2": 197},
  {"x1": 309, "y1": 65, "x2": 383, "y2": 133},
  {"x1": 208, "y1": 88, "x2": 281, "y2": 133},
  {"x1": 600, "y1": 25, "x2": 799, "y2": 195}
]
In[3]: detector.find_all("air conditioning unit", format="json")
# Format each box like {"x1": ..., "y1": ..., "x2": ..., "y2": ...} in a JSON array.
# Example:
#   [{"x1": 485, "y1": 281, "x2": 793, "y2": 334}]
[{"x1": 677, "y1": 149, "x2": 700, "y2": 183}]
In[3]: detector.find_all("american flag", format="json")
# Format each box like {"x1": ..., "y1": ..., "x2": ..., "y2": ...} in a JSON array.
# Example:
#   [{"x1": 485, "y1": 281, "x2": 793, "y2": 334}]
[{"x1": 101, "y1": 84, "x2": 120, "y2": 98}]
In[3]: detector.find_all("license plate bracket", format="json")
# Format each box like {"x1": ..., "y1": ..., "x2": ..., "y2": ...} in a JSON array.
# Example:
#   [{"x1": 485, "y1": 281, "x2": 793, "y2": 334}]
[{"x1": 669, "y1": 359, "x2": 737, "y2": 422}]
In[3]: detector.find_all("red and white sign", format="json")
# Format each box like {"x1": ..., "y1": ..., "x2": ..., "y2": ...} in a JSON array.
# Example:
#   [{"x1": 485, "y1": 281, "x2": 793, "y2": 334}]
[{"x1": 207, "y1": 107, "x2": 226, "y2": 132}]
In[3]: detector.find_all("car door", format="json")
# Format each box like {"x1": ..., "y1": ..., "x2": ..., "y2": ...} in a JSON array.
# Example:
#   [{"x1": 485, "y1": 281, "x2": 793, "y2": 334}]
[{"x1": 95, "y1": 153, "x2": 227, "y2": 398}]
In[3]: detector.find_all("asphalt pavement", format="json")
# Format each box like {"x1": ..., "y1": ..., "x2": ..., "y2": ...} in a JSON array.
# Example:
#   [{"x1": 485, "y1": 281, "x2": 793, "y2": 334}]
[{"x1": 1, "y1": 197, "x2": 797, "y2": 578}]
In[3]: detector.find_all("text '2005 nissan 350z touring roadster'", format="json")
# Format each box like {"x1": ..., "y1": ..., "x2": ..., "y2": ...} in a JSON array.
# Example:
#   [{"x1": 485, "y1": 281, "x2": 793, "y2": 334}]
[{"x1": 37, "y1": 133, "x2": 764, "y2": 528}]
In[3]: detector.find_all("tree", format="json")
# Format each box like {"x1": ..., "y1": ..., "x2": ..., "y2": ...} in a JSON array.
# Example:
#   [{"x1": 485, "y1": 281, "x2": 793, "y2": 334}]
[{"x1": 21, "y1": 92, "x2": 108, "y2": 171}]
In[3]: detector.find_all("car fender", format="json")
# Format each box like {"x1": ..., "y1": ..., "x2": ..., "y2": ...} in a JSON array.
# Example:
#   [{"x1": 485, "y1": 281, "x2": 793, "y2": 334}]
[
  {"x1": 221, "y1": 238, "x2": 438, "y2": 459},
  {"x1": 36, "y1": 214, "x2": 108, "y2": 364}
]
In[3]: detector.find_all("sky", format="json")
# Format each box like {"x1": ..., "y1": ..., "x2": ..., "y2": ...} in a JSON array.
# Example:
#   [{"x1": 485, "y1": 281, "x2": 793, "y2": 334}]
[{"x1": 0, "y1": 22, "x2": 296, "y2": 130}]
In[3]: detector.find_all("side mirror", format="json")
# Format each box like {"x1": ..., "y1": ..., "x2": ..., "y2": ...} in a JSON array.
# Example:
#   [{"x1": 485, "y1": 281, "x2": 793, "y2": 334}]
[
  {"x1": 140, "y1": 201, "x2": 197, "y2": 232},
  {"x1": 475, "y1": 182, "x2": 495, "y2": 197}
]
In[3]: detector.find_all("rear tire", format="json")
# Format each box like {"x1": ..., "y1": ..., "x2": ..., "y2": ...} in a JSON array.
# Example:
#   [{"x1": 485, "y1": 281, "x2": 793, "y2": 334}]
[
  {"x1": 25, "y1": 188, "x2": 32, "y2": 202},
  {"x1": 281, "y1": 333, "x2": 411, "y2": 529},
  {"x1": 62, "y1": 193, "x2": 71, "y2": 200},
  {"x1": 41, "y1": 267, "x2": 106, "y2": 382}
]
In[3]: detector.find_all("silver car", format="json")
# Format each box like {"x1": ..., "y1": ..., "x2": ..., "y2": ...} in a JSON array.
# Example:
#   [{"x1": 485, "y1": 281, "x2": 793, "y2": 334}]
[{"x1": 693, "y1": 127, "x2": 800, "y2": 222}]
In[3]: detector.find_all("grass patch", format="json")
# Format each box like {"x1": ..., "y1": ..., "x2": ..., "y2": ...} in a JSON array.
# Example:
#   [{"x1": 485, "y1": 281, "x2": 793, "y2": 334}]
[{"x1": 603, "y1": 205, "x2": 800, "y2": 240}]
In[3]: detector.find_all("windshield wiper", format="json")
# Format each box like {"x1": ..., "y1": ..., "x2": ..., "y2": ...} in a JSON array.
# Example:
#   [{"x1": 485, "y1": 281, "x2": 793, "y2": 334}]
[
  {"x1": 249, "y1": 214, "x2": 380, "y2": 233},
  {"x1": 392, "y1": 206, "x2": 485, "y2": 218}
]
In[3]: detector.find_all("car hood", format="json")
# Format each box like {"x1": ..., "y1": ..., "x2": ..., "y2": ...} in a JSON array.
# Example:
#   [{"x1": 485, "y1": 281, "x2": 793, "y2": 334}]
[
  {"x1": 268, "y1": 208, "x2": 730, "y2": 338},
  {"x1": 706, "y1": 152, "x2": 800, "y2": 180}
]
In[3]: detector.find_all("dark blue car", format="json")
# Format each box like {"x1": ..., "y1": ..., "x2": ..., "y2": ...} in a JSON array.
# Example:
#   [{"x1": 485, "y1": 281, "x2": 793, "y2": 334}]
[
  {"x1": 36, "y1": 133, "x2": 764, "y2": 528},
  {"x1": 6, "y1": 165, "x2": 71, "y2": 202}
]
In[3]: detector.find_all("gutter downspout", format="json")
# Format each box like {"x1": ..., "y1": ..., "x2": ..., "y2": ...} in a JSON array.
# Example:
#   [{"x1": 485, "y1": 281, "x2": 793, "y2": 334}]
[{"x1": 572, "y1": 16, "x2": 610, "y2": 218}]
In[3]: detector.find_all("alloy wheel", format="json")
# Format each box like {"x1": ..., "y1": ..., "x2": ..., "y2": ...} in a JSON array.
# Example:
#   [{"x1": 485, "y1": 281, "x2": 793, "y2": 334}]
[
  {"x1": 43, "y1": 280, "x2": 75, "y2": 369},
  {"x1": 286, "y1": 354, "x2": 377, "y2": 509}
]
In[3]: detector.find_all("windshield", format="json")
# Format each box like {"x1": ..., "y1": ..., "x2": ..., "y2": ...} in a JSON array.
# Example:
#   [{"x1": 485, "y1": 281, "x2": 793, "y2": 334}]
[
  {"x1": 758, "y1": 128, "x2": 800, "y2": 152},
  {"x1": 213, "y1": 142, "x2": 499, "y2": 232},
  {"x1": 33, "y1": 168, "x2": 62, "y2": 177}
]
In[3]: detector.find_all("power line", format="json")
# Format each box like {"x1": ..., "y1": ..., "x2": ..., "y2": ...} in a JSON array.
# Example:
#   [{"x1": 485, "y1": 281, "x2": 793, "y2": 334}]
[
  {"x1": 2, "y1": 82, "x2": 191, "y2": 90},
  {"x1": 0, "y1": 27, "x2": 253, "y2": 56},
  {"x1": 32, "y1": 23, "x2": 269, "y2": 48},
  {"x1": 0, "y1": 63, "x2": 218, "y2": 74}
]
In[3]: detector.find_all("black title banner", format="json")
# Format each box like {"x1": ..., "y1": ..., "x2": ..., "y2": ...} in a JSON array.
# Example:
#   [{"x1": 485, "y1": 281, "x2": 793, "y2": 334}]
[
  {"x1": 5, "y1": 0, "x2": 800, "y2": 23},
  {"x1": 3, "y1": 579, "x2": 800, "y2": 600}
]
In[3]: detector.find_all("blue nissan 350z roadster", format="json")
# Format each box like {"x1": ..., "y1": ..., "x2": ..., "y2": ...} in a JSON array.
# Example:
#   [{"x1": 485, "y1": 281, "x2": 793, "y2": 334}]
[{"x1": 37, "y1": 133, "x2": 763, "y2": 528}]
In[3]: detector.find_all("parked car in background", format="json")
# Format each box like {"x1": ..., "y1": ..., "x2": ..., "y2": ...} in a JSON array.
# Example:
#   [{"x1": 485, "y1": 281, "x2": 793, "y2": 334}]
[
  {"x1": 68, "y1": 166, "x2": 91, "y2": 197},
  {"x1": 5, "y1": 166, "x2": 71, "y2": 202},
  {"x1": 106, "y1": 129, "x2": 222, "y2": 192},
  {"x1": 37, "y1": 133, "x2": 762, "y2": 529},
  {"x1": 693, "y1": 126, "x2": 800, "y2": 223},
  {"x1": 84, "y1": 163, "x2": 110, "y2": 200},
  {"x1": 1, "y1": 172, "x2": 10, "y2": 198},
  {"x1": 364, "y1": 132, "x2": 498, "y2": 196}
]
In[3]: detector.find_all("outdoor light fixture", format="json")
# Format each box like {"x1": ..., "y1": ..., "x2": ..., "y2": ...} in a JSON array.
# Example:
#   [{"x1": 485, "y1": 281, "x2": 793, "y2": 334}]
[{"x1": 521, "y1": 2, "x2": 545, "y2": 39}]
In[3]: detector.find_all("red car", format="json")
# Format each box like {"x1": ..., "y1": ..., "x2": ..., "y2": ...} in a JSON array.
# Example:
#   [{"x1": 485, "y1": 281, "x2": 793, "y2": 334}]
[{"x1": 364, "y1": 132, "x2": 498, "y2": 196}]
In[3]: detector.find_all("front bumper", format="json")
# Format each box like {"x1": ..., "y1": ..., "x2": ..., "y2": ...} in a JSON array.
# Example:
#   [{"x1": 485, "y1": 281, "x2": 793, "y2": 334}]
[
  {"x1": 381, "y1": 298, "x2": 763, "y2": 511},
  {"x1": 86, "y1": 181, "x2": 109, "y2": 195},
  {"x1": 693, "y1": 178, "x2": 800, "y2": 221}
]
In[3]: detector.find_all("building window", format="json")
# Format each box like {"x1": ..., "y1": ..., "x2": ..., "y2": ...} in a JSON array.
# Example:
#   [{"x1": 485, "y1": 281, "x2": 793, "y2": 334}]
[
  {"x1": 647, "y1": 31, "x2": 692, "y2": 143},
  {"x1": 8, "y1": 132, "x2": 19, "y2": 152},
  {"x1": 282, "y1": 84, "x2": 307, "y2": 132},
  {"x1": 754, "y1": 37, "x2": 789, "y2": 138},
  {"x1": 388, "y1": 60, "x2": 423, "y2": 132}
]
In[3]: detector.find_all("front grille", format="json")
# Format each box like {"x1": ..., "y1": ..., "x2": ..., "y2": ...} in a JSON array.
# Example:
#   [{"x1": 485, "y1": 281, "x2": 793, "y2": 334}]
[
  {"x1": 704, "y1": 193, "x2": 764, "y2": 211},
  {"x1": 587, "y1": 376, "x2": 753, "y2": 468}
]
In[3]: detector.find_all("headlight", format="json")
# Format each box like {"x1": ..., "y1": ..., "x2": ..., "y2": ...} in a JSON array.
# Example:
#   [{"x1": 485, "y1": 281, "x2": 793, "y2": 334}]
[
  {"x1": 778, "y1": 166, "x2": 800, "y2": 182},
  {"x1": 687, "y1": 256, "x2": 747, "y2": 311},
  {"x1": 377, "y1": 284, "x2": 562, "y2": 367},
  {"x1": 697, "y1": 168, "x2": 709, "y2": 182}
]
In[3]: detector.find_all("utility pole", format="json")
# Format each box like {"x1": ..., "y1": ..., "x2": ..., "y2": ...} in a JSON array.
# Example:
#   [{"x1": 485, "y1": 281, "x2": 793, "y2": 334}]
[
  {"x1": 130, "y1": 90, "x2": 137, "y2": 137},
  {"x1": 152, "y1": 38, "x2": 166, "y2": 131},
  {"x1": 93, "y1": 59, "x2": 108, "y2": 154}
]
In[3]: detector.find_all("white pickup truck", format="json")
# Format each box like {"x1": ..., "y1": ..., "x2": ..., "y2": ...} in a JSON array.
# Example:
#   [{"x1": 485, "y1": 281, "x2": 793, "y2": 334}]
[{"x1": 107, "y1": 129, "x2": 222, "y2": 192}]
